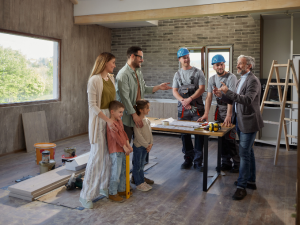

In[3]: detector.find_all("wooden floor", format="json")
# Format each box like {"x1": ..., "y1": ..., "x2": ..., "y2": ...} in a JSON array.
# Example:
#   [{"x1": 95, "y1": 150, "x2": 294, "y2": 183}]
[{"x1": 0, "y1": 133, "x2": 297, "y2": 225}]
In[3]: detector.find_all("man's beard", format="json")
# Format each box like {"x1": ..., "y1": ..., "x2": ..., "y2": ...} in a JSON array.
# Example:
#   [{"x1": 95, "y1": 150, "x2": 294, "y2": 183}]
[
  {"x1": 238, "y1": 67, "x2": 247, "y2": 75},
  {"x1": 133, "y1": 61, "x2": 141, "y2": 68},
  {"x1": 216, "y1": 69, "x2": 225, "y2": 75}
]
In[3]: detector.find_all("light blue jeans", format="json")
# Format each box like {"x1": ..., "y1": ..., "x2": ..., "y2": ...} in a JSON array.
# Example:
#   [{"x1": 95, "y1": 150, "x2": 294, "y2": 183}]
[
  {"x1": 108, "y1": 152, "x2": 126, "y2": 195},
  {"x1": 236, "y1": 119, "x2": 257, "y2": 189}
]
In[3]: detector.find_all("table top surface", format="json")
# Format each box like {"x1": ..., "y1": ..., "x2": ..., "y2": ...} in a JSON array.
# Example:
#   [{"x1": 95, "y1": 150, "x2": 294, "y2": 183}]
[{"x1": 148, "y1": 117, "x2": 234, "y2": 137}]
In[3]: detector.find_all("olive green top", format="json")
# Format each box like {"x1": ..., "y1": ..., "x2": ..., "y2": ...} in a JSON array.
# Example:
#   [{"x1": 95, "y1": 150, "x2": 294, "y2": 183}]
[{"x1": 101, "y1": 78, "x2": 116, "y2": 109}]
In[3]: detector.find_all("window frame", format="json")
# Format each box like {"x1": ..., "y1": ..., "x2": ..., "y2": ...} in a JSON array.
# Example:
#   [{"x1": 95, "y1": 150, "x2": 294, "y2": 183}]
[
  {"x1": 0, "y1": 28, "x2": 61, "y2": 108},
  {"x1": 205, "y1": 45, "x2": 233, "y2": 82},
  {"x1": 178, "y1": 45, "x2": 233, "y2": 87}
]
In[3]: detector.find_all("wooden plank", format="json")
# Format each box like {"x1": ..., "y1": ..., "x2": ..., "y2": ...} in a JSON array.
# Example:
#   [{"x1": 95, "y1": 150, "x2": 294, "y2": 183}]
[
  {"x1": 263, "y1": 120, "x2": 280, "y2": 125},
  {"x1": 9, "y1": 192, "x2": 34, "y2": 201},
  {"x1": 273, "y1": 64, "x2": 289, "y2": 67},
  {"x1": 263, "y1": 101, "x2": 281, "y2": 105},
  {"x1": 274, "y1": 61, "x2": 291, "y2": 164},
  {"x1": 260, "y1": 60, "x2": 275, "y2": 115},
  {"x1": 269, "y1": 83, "x2": 296, "y2": 86},
  {"x1": 286, "y1": 101, "x2": 298, "y2": 104},
  {"x1": 284, "y1": 118, "x2": 298, "y2": 122},
  {"x1": 74, "y1": 0, "x2": 300, "y2": 25},
  {"x1": 8, "y1": 166, "x2": 85, "y2": 197},
  {"x1": 22, "y1": 111, "x2": 49, "y2": 153}
]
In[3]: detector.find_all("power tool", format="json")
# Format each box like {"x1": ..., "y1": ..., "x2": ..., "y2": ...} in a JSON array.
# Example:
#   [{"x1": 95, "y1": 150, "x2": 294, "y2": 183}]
[{"x1": 65, "y1": 173, "x2": 83, "y2": 190}]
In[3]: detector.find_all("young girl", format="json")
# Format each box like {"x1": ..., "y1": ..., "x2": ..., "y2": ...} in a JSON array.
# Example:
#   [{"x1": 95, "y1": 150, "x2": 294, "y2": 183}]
[{"x1": 132, "y1": 99, "x2": 153, "y2": 192}]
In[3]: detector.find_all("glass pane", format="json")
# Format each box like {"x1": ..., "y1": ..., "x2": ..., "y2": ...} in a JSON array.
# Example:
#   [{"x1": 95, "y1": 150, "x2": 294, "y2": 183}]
[
  {"x1": 0, "y1": 32, "x2": 59, "y2": 104},
  {"x1": 208, "y1": 51, "x2": 230, "y2": 78},
  {"x1": 189, "y1": 52, "x2": 201, "y2": 70}
]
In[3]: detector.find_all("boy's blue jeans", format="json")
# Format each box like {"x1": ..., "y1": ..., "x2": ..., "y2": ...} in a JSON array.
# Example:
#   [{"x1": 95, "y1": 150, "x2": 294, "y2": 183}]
[
  {"x1": 132, "y1": 144, "x2": 148, "y2": 186},
  {"x1": 108, "y1": 152, "x2": 126, "y2": 195}
]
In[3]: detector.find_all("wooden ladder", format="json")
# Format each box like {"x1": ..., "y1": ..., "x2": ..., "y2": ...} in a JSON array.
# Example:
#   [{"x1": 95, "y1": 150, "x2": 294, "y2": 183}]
[{"x1": 260, "y1": 60, "x2": 299, "y2": 165}]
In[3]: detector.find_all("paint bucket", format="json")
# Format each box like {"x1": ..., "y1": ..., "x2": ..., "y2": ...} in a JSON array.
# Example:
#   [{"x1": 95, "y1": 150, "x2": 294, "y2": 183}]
[
  {"x1": 64, "y1": 147, "x2": 76, "y2": 158},
  {"x1": 42, "y1": 150, "x2": 50, "y2": 163},
  {"x1": 34, "y1": 143, "x2": 56, "y2": 165},
  {"x1": 39, "y1": 159, "x2": 56, "y2": 174}
]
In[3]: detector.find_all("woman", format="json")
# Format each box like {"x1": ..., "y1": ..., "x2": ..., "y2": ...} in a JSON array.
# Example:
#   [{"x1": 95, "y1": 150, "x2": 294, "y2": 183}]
[{"x1": 79, "y1": 52, "x2": 118, "y2": 209}]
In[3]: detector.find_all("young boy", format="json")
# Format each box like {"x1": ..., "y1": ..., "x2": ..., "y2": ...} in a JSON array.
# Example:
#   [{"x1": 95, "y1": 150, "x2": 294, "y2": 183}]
[{"x1": 107, "y1": 100, "x2": 133, "y2": 202}]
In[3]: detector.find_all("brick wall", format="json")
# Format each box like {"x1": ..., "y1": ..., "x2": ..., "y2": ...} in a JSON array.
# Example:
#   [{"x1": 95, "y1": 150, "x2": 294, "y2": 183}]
[{"x1": 111, "y1": 14, "x2": 260, "y2": 99}]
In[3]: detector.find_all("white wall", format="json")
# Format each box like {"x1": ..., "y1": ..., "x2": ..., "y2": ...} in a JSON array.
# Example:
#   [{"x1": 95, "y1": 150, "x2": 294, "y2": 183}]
[
  {"x1": 294, "y1": 17, "x2": 300, "y2": 54},
  {"x1": 263, "y1": 18, "x2": 291, "y2": 78}
]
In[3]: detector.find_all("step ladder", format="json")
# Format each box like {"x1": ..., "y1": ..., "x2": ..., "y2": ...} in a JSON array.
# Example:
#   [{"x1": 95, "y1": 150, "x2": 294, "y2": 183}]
[{"x1": 260, "y1": 60, "x2": 298, "y2": 165}]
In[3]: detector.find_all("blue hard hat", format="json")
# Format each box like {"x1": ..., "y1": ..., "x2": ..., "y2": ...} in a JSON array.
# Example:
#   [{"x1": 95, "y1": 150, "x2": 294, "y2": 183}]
[
  {"x1": 211, "y1": 54, "x2": 226, "y2": 65},
  {"x1": 177, "y1": 48, "x2": 189, "y2": 58}
]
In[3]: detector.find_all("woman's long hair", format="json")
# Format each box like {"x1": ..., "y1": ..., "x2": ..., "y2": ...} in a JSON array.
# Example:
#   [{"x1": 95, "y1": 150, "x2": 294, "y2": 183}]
[{"x1": 89, "y1": 52, "x2": 115, "y2": 79}]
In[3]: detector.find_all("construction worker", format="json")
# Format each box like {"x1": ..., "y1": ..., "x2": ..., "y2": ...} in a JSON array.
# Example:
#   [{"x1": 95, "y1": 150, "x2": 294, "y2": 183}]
[
  {"x1": 172, "y1": 48, "x2": 205, "y2": 171},
  {"x1": 198, "y1": 54, "x2": 240, "y2": 173}
]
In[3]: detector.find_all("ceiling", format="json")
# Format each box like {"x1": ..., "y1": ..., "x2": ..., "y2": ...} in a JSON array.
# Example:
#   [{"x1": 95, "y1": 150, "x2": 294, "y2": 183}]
[{"x1": 74, "y1": 0, "x2": 250, "y2": 28}]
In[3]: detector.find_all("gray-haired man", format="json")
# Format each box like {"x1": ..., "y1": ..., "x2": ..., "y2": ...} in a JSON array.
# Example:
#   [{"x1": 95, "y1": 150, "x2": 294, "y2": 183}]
[{"x1": 213, "y1": 55, "x2": 264, "y2": 200}]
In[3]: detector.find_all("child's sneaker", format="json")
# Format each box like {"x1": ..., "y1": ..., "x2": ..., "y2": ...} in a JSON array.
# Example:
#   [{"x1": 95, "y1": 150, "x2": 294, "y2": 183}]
[
  {"x1": 144, "y1": 182, "x2": 152, "y2": 190},
  {"x1": 136, "y1": 182, "x2": 151, "y2": 192}
]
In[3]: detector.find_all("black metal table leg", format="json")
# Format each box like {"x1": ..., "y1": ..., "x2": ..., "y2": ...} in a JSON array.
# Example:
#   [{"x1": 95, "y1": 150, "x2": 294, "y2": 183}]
[
  {"x1": 217, "y1": 137, "x2": 222, "y2": 174},
  {"x1": 203, "y1": 136, "x2": 208, "y2": 191},
  {"x1": 203, "y1": 136, "x2": 222, "y2": 192}
]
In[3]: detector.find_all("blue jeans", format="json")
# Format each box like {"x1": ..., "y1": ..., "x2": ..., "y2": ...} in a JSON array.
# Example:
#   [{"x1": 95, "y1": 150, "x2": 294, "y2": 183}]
[
  {"x1": 132, "y1": 144, "x2": 148, "y2": 186},
  {"x1": 236, "y1": 119, "x2": 257, "y2": 189},
  {"x1": 108, "y1": 152, "x2": 126, "y2": 195},
  {"x1": 178, "y1": 110, "x2": 204, "y2": 165}
]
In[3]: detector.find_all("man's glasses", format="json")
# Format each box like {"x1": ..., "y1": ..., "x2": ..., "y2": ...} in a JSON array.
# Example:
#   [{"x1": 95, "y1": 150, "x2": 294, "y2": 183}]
[{"x1": 134, "y1": 54, "x2": 143, "y2": 60}]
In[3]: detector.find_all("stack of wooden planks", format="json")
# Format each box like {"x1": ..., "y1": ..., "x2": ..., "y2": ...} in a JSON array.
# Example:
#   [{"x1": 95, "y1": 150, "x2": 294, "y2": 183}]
[{"x1": 8, "y1": 166, "x2": 85, "y2": 201}]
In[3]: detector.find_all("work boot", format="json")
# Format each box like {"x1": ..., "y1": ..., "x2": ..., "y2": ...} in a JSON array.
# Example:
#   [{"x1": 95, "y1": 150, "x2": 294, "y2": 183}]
[
  {"x1": 109, "y1": 194, "x2": 125, "y2": 203},
  {"x1": 215, "y1": 164, "x2": 232, "y2": 171},
  {"x1": 181, "y1": 158, "x2": 193, "y2": 169},
  {"x1": 232, "y1": 188, "x2": 247, "y2": 200},
  {"x1": 194, "y1": 164, "x2": 204, "y2": 172},
  {"x1": 230, "y1": 165, "x2": 239, "y2": 173}
]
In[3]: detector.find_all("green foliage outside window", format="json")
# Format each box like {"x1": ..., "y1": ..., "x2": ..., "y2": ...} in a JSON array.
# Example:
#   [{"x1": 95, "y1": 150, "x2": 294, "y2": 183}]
[{"x1": 0, "y1": 46, "x2": 54, "y2": 104}]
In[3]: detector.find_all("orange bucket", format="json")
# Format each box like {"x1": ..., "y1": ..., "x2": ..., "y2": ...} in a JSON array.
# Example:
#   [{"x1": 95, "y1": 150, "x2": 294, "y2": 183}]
[{"x1": 34, "y1": 143, "x2": 56, "y2": 165}]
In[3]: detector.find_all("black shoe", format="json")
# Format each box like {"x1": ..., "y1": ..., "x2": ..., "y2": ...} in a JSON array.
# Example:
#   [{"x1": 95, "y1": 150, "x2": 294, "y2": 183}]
[
  {"x1": 234, "y1": 181, "x2": 257, "y2": 190},
  {"x1": 232, "y1": 188, "x2": 247, "y2": 200},
  {"x1": 194, "y1": 164, "x2": 204, "y2": 172},
  {"x1": 181, "y1": 160, "x2": 193, "y2": 169},
  {"x1": 230, "y1": 165, "x2": 239, "y2": 173},
  {"x1": 215, "y1": 164, "x2": 232, "y2": 171}
]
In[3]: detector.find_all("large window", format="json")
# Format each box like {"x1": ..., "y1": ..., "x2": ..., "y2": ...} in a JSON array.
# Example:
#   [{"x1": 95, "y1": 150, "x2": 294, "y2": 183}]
[
  {"x1": 179, "y1": 45, "x2": 233, "y2": 86},
  {"x1": 0, "y1": 29, "x2": 60, "y2": 106}
]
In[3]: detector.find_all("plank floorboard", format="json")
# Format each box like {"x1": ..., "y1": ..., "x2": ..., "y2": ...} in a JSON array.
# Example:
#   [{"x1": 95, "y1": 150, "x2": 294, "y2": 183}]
[{"x1": 0, "y1": 133, "x2": 296, "y2": 225}]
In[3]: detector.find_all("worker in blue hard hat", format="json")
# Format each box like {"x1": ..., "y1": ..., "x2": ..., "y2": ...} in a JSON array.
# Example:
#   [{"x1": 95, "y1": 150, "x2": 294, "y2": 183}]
[
  {"x1": 172, "y1": 48, "x2": 206, "y2": 171},
  {"x1": 197, "y1": 54, "x2": 240, "y2": 173}
]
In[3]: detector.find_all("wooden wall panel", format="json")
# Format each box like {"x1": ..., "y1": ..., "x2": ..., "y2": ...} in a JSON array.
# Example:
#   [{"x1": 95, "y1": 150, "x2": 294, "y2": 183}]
[{"x1": 0, "y1": 0, "x2": 111, "y2": 154}]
